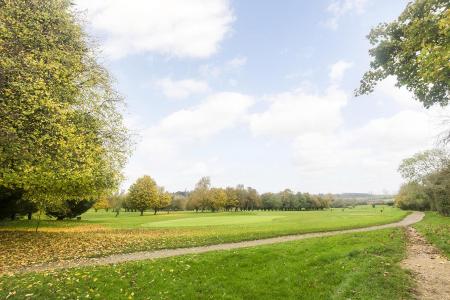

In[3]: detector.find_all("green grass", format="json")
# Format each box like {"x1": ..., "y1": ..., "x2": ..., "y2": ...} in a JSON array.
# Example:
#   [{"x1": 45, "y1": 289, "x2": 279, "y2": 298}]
[
  {"x1": 414, "y1": 211, "x2": 450, "y2": 258},
  {"x1": 0, "y1": 206, "x2": 410, "y2": 273},
  {"x1": 141, "y1": 214, "x2": 281, "y2": 227},
  {"x1": 2, "y1": 205, "x2": 407, "y2": 234},
  {"x1": 0, "y1": 228, "x2": 413, "y2": 300}
]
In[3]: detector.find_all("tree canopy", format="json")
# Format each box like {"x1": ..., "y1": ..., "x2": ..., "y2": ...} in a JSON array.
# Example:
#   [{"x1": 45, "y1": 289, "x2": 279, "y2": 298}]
[
  {"x1": 398, "y1": 149, "x2": 450, "y2": 183},
  {"x1": 356, "y1": 0, "x2": 450, "y2": 107},
  {"x1": 0, "y1": 0, "x2": 130, "y2": 210},
  {"x1": 396, "y1": 148, "x2": 450, "y2": 216},
  {"x1": 128, "y1": 176, "x2": 159, "y2": 215}
]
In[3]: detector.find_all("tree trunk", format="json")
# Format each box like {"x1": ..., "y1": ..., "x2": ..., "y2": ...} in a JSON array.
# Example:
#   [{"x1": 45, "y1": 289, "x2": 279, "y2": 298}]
[
  {"x1": 140, "y1": 210, "x2": 144, "y2": 216},
  {"x1": 154, "y1": 208, "x2": 157, "y2": 215},
  {"x1": 10, "y1": 213, "x2": 16, "y2": 220},
  {"x1": 27, "y1": 212, "x2": 32, "y2": 220}
]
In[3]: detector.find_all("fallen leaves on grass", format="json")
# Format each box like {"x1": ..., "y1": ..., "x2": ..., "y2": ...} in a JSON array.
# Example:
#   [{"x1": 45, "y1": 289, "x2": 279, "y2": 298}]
[{"x1": 0, "y1": 229, "x2": 211, "y2": 274}]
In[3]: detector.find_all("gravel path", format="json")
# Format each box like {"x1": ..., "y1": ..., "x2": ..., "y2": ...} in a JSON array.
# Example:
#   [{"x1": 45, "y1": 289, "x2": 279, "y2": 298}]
[
  {"x1": 18, "y1": 211, "x2": 424, "y2": 274},
  {"x1": 401, "y1": 227, "x2": 450, "y2": 299}
]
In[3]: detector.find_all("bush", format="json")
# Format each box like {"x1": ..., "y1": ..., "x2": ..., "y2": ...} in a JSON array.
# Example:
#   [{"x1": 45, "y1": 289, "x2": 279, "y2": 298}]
[
  {"x1": 395, "y1": 182, "x2": 430, "y2": 211},
  {"x1": 426, "y1": 166, "x2": 450, "y2": 216},
  {"x1": 0, "y1": 187, "x2": 37, "y2": 220},
  {"x1": 45, "y1": 199, "x2": 95, "y2": 220}
]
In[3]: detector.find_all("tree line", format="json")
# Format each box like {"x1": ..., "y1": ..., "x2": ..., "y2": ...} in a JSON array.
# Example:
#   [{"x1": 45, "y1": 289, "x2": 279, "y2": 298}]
[
  {"x1": 91, "y1": 176, "x2": 335, "y2": 216},
  {"x1": 395, "y1": 149, "x2": 450, "y2": 216}
]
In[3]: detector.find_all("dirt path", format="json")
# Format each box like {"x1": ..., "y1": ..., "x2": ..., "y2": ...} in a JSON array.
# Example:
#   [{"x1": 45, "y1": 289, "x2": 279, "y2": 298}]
[
  {"x1": 401, "y1": 227, "x2": 450, "y2": 300},
  {"x1": 14, "y1": 211, "x2": 424, "y2": 274}
]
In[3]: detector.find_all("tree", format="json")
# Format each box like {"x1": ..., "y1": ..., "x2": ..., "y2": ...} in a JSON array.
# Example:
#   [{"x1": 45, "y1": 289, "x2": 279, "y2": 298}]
[
  {"x1": 108, "y1": 191, "x2": 126, "y2": 216},
  {"x1": 280, "y1": 189, "x2": 295, "y2": 210},
  {"x1": 154, "y1": 188, "x2": 171, "y2": 214},
  {"x1": 209, "y1": 188, "x2": 227, "y2": 212},
  {"x1": 93, "y1": 196, "x2": 110, "y2": 212},
  {"x1": 224, "y1": 187, "x2": 239, "y2": 211},
  {"x1": 235, "y1": 184, "x2": 247, "y2": 211},
  {"x1": 303, "y1": 193, "x2": 316, "y2": 210},
  {"x1": 261, "y1": 193, "x2": 281, "y2": 210},
  {"x1": 170, "y1": 192, "x2": 189, "y2": 211},
  {"x1": 245, "y1": 187, "x2": 260, "y2": 210},
  {"x1": 0, "y1": 187, "x2": 37, "y2": 220},
  {"x1": 425, "y1": 165, "x2": 450, "y2": 215},
  {"x1": 356, "y1": 0, "x2": 450, "y2": 107},
  {"x1": 397, "y1": 149, "x2": 450, "y2": 215},
  {"x1": 398, "y1": 149, "x2": 450, "y2": 183},
  {"x1": 395, "y1": 182, "x2": 430, "y2": 211},
  {"x1": 0, "y1": 0, "x2": 130, "y2": 214},
  {"x1": 128, "y1": 176, "x2": 158, "y2": 215},
  {"x1": 188, "y1": 177, "x2": 211, "y2": 212}
]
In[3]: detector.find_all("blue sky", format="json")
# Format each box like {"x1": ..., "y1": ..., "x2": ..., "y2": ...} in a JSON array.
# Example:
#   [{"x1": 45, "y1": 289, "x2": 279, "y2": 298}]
[{"x1": 75, "y1": 0, "x2": 448, "y2": 194}]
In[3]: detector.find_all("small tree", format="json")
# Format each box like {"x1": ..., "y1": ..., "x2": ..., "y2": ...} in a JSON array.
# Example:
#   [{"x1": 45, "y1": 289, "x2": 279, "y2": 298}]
[
  {"x1": 225, "y1": 187, "x2": 239, "y2": 211},
  {"x1": 128, "y1": 175, "x2": 158, "y2": 216},
  {"x1": 189, "y1": 177, "x2": 211, "y2": 212},
  {"x1": 154, "y1": 188, "x2": 171, "y2": 214},
  {"x1": 209, "y1": 188, "x2": 227, "y2": 212},
  {"x1": 93, "y1": 196, "x2": 110, "y2": 212},
  {"x1": 395, "y1": 182, "x2": 430, "y2": 211}
]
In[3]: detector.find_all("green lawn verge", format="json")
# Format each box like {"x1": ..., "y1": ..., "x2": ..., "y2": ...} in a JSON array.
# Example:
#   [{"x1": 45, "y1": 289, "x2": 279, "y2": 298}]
[
  {"x1": 414, "y1": 211, "x2": 450, "y2": 258},
  {"x1": 0, "y1": 228, "x2": 412, "y2": 300}
]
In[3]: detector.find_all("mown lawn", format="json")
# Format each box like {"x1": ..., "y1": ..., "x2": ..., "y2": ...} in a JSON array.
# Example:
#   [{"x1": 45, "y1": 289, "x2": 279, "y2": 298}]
[
  {"x1": 2, "y1": 205, "x2": 406, "y2": 231},
  {"x1": 0, "y1": 206, "x2": 408, "y2": 273},
  {"x1": 414, "y1": 211, "x2": 450, "y2": 258},
  {"x1": 0, "y1": 228, "x2": 413, "y2": 300}
]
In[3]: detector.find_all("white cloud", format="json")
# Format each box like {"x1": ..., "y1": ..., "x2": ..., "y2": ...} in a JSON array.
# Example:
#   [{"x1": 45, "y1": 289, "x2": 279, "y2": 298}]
[
  {"x1": 290, "y1": 76, "x2": 447, "y2": 193},
  {"x1": 249, "y1": 86, "x2": 348, "y2": 138},
  {"x1": 291, "y1": 111, "x2": 441, "y2": 193},
  {"x1": 124, "y1": 92, "x2": 253, "y2": 187},
  {"x1": 124, "y1": 60, "x2": 447, "y2": 194},
  {"x1": 329, "y1": 60, "x2": 353, "y2": 83},
  {"x1": 156, "y1": 92, "x2": 253, "y2": 139},
  {"x1": 155, "y1": 78, "x2": 209, "y2": 99},
  {"x1": 76, "y1": 0, "x2": 234, "y2": 59},
  {"x1": 246, "y1": 61, "x2": 447, "y2": 193},
  {"x1": 249, "y1": 61, "x2": 353, "y2": 138},
  {"x1": 324, "y1": 0, "x2": 369, "y2": 30}
]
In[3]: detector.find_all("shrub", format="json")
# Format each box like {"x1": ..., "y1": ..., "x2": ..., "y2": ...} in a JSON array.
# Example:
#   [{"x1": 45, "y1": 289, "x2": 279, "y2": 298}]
[
  {"x1": 45, "y1": 199, "x2": 95, "y2": 220},
  {"x1": 395, "y1": 182, "x2": 430, "y2": 211}
]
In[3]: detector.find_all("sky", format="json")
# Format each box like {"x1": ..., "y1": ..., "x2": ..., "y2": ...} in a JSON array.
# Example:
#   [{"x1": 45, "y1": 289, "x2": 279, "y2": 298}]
[{"x1": 74, "y1": 0, "x2": 449, "y2": 194}]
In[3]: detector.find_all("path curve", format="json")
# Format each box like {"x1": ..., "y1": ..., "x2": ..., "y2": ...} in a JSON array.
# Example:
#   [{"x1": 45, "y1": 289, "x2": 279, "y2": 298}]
[{"x1": 18, "y1": 211, "x2": 424, "y2": 274}]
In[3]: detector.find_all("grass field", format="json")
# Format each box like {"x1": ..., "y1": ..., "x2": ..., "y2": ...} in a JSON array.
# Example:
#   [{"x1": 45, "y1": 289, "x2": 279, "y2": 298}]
[
  {"x1": 0, "y1": 206, "x2": 408, "y2": 273},
  {"x1": 414, "y1": 212, "x2": 450, "y2": 258},
  {"x1": 2, "y1": 205, "x2": 406, "y2": 231},
  {"x1": 0, "y1": 228, "x2": 412, "y2": 300}
]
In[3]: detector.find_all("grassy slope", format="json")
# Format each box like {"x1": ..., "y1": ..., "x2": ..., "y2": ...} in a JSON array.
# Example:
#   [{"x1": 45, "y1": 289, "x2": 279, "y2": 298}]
[
  {"x1": 0, "y1": 229, "x2": 412, "y2": 300},
  {"x1": 414, "y1": 211, "x2": 450, "y2": 258}
]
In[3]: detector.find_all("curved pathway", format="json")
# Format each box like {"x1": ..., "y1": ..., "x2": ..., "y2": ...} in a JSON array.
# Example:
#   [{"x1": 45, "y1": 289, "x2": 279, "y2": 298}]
[{"x1": 18, "y1": 211, "x2": 424, "y2": 274}]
